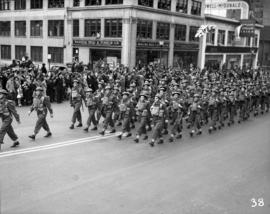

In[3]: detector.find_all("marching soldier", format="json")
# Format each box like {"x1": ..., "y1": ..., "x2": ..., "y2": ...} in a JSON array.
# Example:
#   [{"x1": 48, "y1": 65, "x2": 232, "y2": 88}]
[
  {"x1": 149, "y1": 94, "x2": 167, "y2": 147},
  {"x1": 99, "y1": 85, "x2": 116, "y2": 135},
  {"x1": 117, "y1": 91, "x2": 133, "y2": 139},
  {"x1": 69, "y1": 79, "x2": 85, "y2": 129},
  {"x1": 83, "y1": 88, "x2": 98, "y2": 132},
  {"x1": 28, "y1": 87, "x2": 53, "y2": 140},
  {"x1": 0, "y1": 89, "x2": 20, "y2": 149},
  {"x1": 169, "y1": 90, "x2": 184, "y2": 142},
  {"x1": 189, "y1": 93, "x2": 202, "y2": 136},
  {"x1": 134, "y1": 91, "x2": 150, "y2": 143}
]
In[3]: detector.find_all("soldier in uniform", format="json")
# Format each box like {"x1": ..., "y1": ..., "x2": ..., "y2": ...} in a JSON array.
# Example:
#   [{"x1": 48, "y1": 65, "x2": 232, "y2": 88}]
[
  {"x1": 149, "y1": 95, "x2": 167, "y2": 147},
  {"x1": 99, "y1": 85, "x2": 116, "y2": 135},
  {"x1": 83, "y1": 88, "x2": 98, "y2": 132},
  {"x1": 0, "y1": 89, "x2": 20, "y2": 149},
  {"x1": 69, "y1": 79, "x2": 85, "y2": 129},
  {"x1": 117, "y1": 91, "x2": 133, "y2": 139},
  {"x1": 189, "y1": 93, "x2": 202, "y2": 136},
  {"x1": 134, "y1": 91, "x2": 150, "y2": 143},
  {"x1": 169, "y1": 90, "x2": 184, "y2": 142},
  {"x1": 28, "y1": 87, "x2": 53, "y2": 140}
]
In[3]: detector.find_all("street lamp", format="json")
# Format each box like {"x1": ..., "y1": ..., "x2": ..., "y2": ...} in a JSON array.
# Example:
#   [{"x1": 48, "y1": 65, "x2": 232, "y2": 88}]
[
  {"x1": 48, "y1": 54, "x2": 52, "y2": 70},
  {"x1": 159, "y1": 40, "x2": 164, "y2": 64}
]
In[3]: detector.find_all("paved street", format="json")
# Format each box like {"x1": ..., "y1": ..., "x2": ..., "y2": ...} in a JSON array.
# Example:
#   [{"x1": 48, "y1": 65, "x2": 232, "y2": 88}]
[{"x1": 0, "y1": 102, "x2": 270, "y2": 214}]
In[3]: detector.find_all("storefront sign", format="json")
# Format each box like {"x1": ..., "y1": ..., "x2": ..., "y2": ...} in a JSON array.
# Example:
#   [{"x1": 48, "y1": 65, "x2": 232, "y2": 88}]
[
  {"x1": 73, "y1": 39, "x2": 122, "y2": 48},
  {"x1": 174, "y1": 43, "x2": 199, "y2": 51},
  {"x1": 206, "y1": 45, "x2": 258, "y2": 53},
  {"x1": 205, "y1": 1, "x2": 248, "y2": 10},
  {"x1": 136, "y1": 41, "x2": 169, "y2": 49},
  {"x1": 239, "y1": 19, "x2": 256, "y2": 37}
]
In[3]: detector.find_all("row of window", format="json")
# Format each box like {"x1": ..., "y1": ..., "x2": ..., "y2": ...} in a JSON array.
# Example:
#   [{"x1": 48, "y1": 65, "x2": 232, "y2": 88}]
[
  {"x1": 138, "y1": 0, "x2": 201, "y2": 15},
  {"x1": 0, "y1": 45, "x2": 63, "y2": 63},
  {"x1": 0, "y1": 20, "x2": 64, "y2": 37},
  {"x1": 0, "y1": 0, "x2": 202, "y2": 16},
  {"x1": 73, "y1": 19, "x2": 199, "y2": 42},
  {"x1": 206, "y1": 30, "x2": 258, "y2": 47}
]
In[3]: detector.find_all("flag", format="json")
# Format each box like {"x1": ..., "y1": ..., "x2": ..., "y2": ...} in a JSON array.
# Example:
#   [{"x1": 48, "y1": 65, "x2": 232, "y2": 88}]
[{"x1": 195, "y1": 25, "x2": 216, "y2": 38}]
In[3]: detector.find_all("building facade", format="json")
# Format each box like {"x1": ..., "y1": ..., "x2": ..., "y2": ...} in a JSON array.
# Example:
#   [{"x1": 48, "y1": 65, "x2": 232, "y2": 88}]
[
  {"x1": 0, "y1": 0, "x2": 263, "y2": 69},
  {"x1": 0, "y1": 0, "x2": 205, "y2": 68}
]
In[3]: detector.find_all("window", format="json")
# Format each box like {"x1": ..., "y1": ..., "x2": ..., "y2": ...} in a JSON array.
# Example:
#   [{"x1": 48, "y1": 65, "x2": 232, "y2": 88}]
[
  {"x1": 246, "y1": 37, "x2": 251, "y2": 47},
  {"x1": 86, "y1": 0, "x2": 101, "y2": 6},
  {"x1": 15, "y1": 0, "x2": 26, "y2": 10},
  {"x1": 191, "y1": 0, "x2": 201, "y2": 15},
  {"x1": 189, "y1": 26, "x2": 199, "y2": 42},
  {"x1": 48, "y1": 20, "x2": 64, "y2": 37},
  {"x1": 0, "y1": 0, "x2": 10, "y2": 10},
  {"x1": 138, "y1": 0, "x2": 153, "y2": 7},
  {"x1": 48, "y1": 47, "x2": 63, "y2": 63},
  {"x1": 206, "y1": 30, "x2": 215, "y2": 44},
  {"x1": 30, "y1": 20, "x2": 43, "y2": 37},
  {"x1": 157, "y1": 22, "x2": 170, "y2": 40},
  {"x1": 1, "y1": 45, "x2": 11, "y2": 59},
  {"x1": 175, "y1": 24, "x2": 186, "y2": 41},
  {"x1": 0, "y1": 21, "x2": 10, "y2": 36},
  {"x1": 105, "y1": 19, "x2": 122, "y2": 37},
  {"x1": 105, "y1": 0, "x2": 123, "y2": 4},
  {"x1": 137, "y1": 20, "x2": 152, "y2": 39},
  {"x1": 218, "y1": 30, "x2": 225, "y2": 45},
  {"x1": 31, "y1": 0, "x2": 43, "y2": 9},
  {"x1": 253, "y1": 34, "x2": 258, "y2": 47},
  {"x1": 158, "y1": 0, "x2": 171, "y2": 10},
  {"x1": 85, "y1": 19, "x2": 101, "y2": 37},
  {"x1": 15, "y1": 45, "x2": 26, "y2": 60},
  {"x1": 15, "y1": 21, "x2": 26, "y2": 37},
  {"x1": 48, "y1": 0, "x2": 64, "y2": 8},
  {"x1": 73, "y1": 0, "x2": 80, "y2": 6},
  {"x1": 227, "y1": 31, "x2": 235, "y2": 45},
  {"x1": 31, "y1": 46, "x2": 43, "y2": 62},
  {"x1": 73, "y1": 20, "x2": 79, "y2": 37},
  {"x1": 176, "y1": 0, "x2": 188, "y2": 13}
]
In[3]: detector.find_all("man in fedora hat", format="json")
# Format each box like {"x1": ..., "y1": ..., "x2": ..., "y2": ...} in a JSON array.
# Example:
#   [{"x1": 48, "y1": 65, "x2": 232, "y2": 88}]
[
  {"x1": 0, "y1": 89, "x2": 21, "y2": 149},
  {"x1": 28, "y1": 87, "x2": 53, "y2": 140}
]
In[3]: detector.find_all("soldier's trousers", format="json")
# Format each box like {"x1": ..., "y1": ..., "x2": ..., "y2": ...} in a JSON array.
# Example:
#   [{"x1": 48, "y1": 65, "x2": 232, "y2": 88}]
[
  {"x1": 103, "y1": 111, "x2": 114, "y2": 129},
  {"x1": 209, "y1": 108, "x2": 218, "y2": 127},
  {"x1": 87, "y1": 107, "x2": 97, "y2": 127},
  {"x1": 34, "y1": 113, "x2": 50, "y2": 134},
  {"x1": 227, "y1": 105, "x2": 235, "y2": 122},
  {"x1": 137, "y1": 116, "x2": 148, "y2": 135},
  {"x1": 189, "y1": 111, "x2": 201, "y2": 130},
  {"x1": 71, "y1": 102, "x2": 82, "y2": 124},
  {"x1": 122, "y1": 116, "x2": 131, "y2": 133},
  {"x1": 171, "y1": 118, "x2": 182, "y2": 135},
  {"x1": 152, "y1": 120, "x2": 164, "y2": 140},
  {"x1": 0, "y1": 117, "x2": 18, "y2": 143}
]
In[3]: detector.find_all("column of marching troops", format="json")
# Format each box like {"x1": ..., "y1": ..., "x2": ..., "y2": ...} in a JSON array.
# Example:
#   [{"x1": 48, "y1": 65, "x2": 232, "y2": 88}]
[{"x1": 0, "y1": 69, "x2": 270, "y2": 150}]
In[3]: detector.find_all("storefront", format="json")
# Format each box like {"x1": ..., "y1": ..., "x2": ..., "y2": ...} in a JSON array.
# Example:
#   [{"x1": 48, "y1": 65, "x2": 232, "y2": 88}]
[
  {"x1": 205, "y1": 45, "x2": 258, "y2": 69},
  {"x1": 205, "y1": 54, "x2": 223, "y2": 70},
  {"x1": 173, "y1": 43, "x2": 199, "y2": 68},
  {"x1": 136, "y1": 41, "x2": 169, "y2": 67},
  {"x1": 73, "y1": 39, "x2": 122, "y2": 68}
]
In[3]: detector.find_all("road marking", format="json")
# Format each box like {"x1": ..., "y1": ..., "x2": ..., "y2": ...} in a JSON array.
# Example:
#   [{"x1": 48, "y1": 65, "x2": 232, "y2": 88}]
[{"x1": 0, "y1": 133, "x2": 120, "y2": 158}]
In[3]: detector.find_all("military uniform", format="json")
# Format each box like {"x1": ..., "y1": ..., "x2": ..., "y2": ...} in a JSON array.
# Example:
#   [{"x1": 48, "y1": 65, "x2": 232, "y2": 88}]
[
  {"x1": 83, "y1": 88, "x2": 98, "y2": 132},
  {"x1": 134, "y1": 91, "x2": 150, "y2": 143},
  {"x1": 0, "y1": 89, "x2": 20, "y2": 149},
  {"x1": 28, "y1": 87, "x2": 53, "y2": 140},
  {"x1": 70, "y1": 79, "x2": 85, "y2": 129},
  {"x1": 169, "y1": 90, "x2": 184, "y2": 142},
  {"x1": 99, "y1": 86, "x2": 116, "y2": 135},
  {"x1": 117, "y1": 91, "x2": 133, "y2": 139},
  {"x1": 189, "y1": 94, "x2": 202, "y2": 136}
]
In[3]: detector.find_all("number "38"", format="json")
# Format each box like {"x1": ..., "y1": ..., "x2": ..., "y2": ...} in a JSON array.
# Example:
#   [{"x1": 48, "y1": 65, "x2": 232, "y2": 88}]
[{"x1": 251, "y1": 198, "x2": 264, "y2": 207}]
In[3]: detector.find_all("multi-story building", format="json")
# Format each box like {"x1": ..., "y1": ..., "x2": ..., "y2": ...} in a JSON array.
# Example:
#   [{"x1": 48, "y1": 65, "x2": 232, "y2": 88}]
[
  {"x1": 0, "y1": 0, "x2": 205, "y2": 68},
  {"x1": 0, "y1": 0, "x2": 263, "y2": 69}
]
